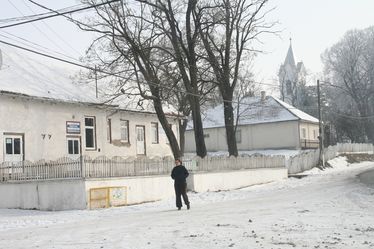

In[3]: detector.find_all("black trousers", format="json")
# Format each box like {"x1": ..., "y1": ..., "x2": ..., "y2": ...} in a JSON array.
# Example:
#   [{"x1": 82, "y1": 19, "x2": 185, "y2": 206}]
[{"x1": 174, "y1": 182, "x2": 189, "y2": 208}]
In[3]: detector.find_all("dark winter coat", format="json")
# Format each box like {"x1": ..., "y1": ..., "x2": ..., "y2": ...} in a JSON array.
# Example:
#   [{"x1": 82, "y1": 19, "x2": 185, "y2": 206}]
[{"x1": 171, "y1": 165, "x2": 189, "y2": 184}]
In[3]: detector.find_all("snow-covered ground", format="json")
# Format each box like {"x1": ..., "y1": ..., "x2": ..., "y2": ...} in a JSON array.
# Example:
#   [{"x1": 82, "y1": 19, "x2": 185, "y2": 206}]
[{"x1": 0, "y1": 157, "x2": 374, "y2": 249}]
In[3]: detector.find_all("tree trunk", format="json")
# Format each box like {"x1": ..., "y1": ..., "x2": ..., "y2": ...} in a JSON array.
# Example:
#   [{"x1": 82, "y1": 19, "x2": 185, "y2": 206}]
[
  {"x1": 189, "y1": 95, "x2": 207, "y2": 157},
  {"x1": 223, "y1": 99, "x2": 238, "y2": 156},
  {"x1": 153, "y1": 98, "x2": 181, "y2": 159},
  {"x1": 179, "y1": 118, "x2": 188, "y2": 156}
]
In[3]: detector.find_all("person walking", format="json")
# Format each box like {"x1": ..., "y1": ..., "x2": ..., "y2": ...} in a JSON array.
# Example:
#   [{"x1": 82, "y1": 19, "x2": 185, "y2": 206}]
[{"x1": 171, "y1": 159, "x2": 190, "y2": 210}]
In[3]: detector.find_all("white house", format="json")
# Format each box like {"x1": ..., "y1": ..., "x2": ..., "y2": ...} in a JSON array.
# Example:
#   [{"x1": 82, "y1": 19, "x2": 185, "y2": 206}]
[
  {"x1": 0, "y1": 47, "x2": 179, "y2": 163},
  {"x1": 185, "y1": 92, "x2": 319, "y2": 153}
]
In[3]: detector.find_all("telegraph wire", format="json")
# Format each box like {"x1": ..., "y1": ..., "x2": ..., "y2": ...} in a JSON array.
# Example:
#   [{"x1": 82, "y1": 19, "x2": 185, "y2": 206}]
[
  {"x1": 21, "y1": 0, "x2": 83, "y2": 57},
  {"x1": 0, "y1": 0, "x2": 121, "y2": 29},
  {"x1": 6, "y1": 0, "x2": 78, "y2": 59},
  {"x1": 0, "y1": 4, "x2": 85, "y2": 24},
  {"x1": 0, "y1": 31, "x2": 81, "y2": 62}
]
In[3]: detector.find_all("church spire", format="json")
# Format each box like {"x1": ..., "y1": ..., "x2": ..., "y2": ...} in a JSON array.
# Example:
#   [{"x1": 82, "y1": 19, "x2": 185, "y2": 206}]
[{"x1": 284, "y1": 38, "x2": 296, "y2": 67}]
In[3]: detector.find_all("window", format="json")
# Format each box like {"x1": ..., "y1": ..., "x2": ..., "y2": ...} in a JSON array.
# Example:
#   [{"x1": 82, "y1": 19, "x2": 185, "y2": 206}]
[
  {"x1": 151, "y1": 122, "x2": 159, "y2": 144},
  {"x1": 313, "y1": 130, "x2": 317, "y2": 140},
  {"x1": 107, "y1": 119, "x2": 112, "y2": 143},
  {"x1": 120, "y1": 120, "x2": 129, "y2": 143},
  {"x1": 85, "y1": 117, "x2": 96, "y2": 149},
  {"x1": 67, "y1": 138, "x2": 80, "y2": 155},
  {"x1": 301, "y1": 128, "x2": 306, "y2": 139},
  {"x1": 236, "y1": 129, "x2": 242, "y2": 143},
  {"x1": 5, "y1": 138, "x2": 21, "y2": 155},
  {"x1": 203, "y1": 133, "x2": 210, "y2": 138}
]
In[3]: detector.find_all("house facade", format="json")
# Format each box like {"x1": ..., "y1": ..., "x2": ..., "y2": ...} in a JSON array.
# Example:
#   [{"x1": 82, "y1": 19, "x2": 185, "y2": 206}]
[
  {"x1": 0, "y1": 91, "x2": 179, "y2": 163},
  {"x1": 185, "y1": 94, "x2": 319, "y2": 153}
]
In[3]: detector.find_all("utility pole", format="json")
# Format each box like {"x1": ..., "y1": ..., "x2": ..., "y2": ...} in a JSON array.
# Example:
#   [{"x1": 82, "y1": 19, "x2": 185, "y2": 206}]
[
  {"x1": 95, "y1": 65, "x2": 98, "y2": 99},
  {"x1": 317, "y1": 80, "x2": 325, "y2": 167}
]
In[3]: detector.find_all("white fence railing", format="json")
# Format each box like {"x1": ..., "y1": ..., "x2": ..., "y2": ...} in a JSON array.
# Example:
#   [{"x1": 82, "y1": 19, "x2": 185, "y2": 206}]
[
  {"x1": 1, "y1": 143, "x2": 372, "y2": 182},
  {"x1": 0, "y1": 154, "x2": 285, "y2": 182},
  {"x1": 286, "y1": 143, "x2": 374, "y2": 174}
]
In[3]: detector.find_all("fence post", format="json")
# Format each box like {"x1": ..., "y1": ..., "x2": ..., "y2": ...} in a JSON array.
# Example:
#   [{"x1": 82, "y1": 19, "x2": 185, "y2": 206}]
[{"x1": 80, "y1": 156, "x2": 85, "y2": 179}]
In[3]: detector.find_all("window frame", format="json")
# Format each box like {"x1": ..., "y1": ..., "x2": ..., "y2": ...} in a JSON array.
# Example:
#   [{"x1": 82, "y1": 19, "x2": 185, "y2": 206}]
[
  {"x1": 67, "y1": 137, "x2": 80, "y2": 155},
  {"x1": 151, "y1": 122, "x2": 159, "y2": 144},
  {"x1": 106, "y1": 118, "x2": 112, "y2": 143},
  {"x1": 84, "y1": 116, "x2": 96, "y2": 150},
  {"x1": 301, "y1": 128, "x2": 307, "y2": 139},
  {"x1": 120, "y1": 119, "x2": 130, "y2": 143}
]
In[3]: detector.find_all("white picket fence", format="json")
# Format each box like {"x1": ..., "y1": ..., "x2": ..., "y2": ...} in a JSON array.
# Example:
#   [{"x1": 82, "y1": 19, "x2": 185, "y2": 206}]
[
  {"x1": 1, "y1": 143, "x2": 372, "y2": 182},
  {"x1": 286, "y1": 143, "x2": 374, "y2": 174},
  {"x1": 0, "y1": 154, "x2": 285, "y2": 182}
]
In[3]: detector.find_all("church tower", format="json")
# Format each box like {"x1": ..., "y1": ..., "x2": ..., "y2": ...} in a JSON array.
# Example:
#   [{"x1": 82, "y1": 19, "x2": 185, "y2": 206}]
[{"x1": 278, "y1": 40, "x2": 306, "y2": 106}]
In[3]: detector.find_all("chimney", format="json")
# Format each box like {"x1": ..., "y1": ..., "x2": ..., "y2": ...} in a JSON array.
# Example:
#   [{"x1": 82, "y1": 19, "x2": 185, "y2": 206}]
[{"x1": 261, "y1": 91, "x2": 266, "y2": 102}]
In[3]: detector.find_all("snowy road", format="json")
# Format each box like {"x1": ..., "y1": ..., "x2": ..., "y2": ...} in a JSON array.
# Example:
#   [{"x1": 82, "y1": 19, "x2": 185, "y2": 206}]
[{"x1": 1, "y1": 159, "x2": 374, "y2": 249}]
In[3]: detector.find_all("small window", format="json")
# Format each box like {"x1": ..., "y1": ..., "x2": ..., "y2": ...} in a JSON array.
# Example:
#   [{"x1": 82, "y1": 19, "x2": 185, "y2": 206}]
[
  {"x1": 85, "y1": 116, "x2": 96, "y2": 149},
  {"x1": 4, "y1": 137, "x2": 22, "y2": 155},
  {"x1": 151, "y1": 122, "x2": 159, "y2": 144},
  {"x1": 313, "y1": 130, "x2": 317, "y2": 140},
  {"x1": 5, "y1": 138, "x2": 12, "y2": 154},
  {"x1": 203, "y1": 133, "x2": 210, "y2": 138},
  {"x1": 121, "y1": 120, "x2": 129, "y2": 143},
  {"x1": 236, "y1": 130, "x2": 242, "y2": 143},
  {"x1": 67, "y1": 138, "x2": 80, "y2": 155},
  {"x1": 107, "y1": 119, "x2": 112, "y2": 143},
  {"x1": 302, "y1": 128, "x2": 306, "y2": 139}
]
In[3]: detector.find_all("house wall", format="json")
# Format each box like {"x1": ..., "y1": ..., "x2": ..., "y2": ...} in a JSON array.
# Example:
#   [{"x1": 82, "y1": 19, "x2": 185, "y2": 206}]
[
  {"x1": 184, "y1": 120, "x2": 300, "y2": 152},
  {"x1": 0, "y1": 95, "x2": 177, "y2": 162}
]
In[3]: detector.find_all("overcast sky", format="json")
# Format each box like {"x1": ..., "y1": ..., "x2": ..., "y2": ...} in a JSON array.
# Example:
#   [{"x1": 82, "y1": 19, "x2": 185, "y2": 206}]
[{"x1": 1, "y1": 0, "x2": 374, "y2": 93}]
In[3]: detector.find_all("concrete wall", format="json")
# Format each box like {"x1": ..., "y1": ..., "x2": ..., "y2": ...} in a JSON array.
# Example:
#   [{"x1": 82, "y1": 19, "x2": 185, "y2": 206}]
[
  {"x1": 0, "y1": 180, "x2": 86, "y2": 210},
  {"x1": 84, "y1": 175, "x2": 175, "y2": 206},
  {"x1": 187, "y1": 168, "x2": 288, "y2": 192},
  {"x1": 0, "y1": 167, "x2": 287, "y2": 210},
  {"x1": 185, "y1": 120, "x2": 300, "y2": 152},
  {"x1": 0, "y1": 94, "x2": 177, "y2": 162}
]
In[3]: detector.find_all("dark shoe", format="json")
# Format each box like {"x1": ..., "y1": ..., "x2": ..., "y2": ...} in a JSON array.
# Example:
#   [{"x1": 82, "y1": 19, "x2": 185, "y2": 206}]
[
  {"x1": 187, "y1": 204, "x2": 190, "y2": 210},
  {"x1": 178, "y1": 207, "x2": 181, "y2": 210}
]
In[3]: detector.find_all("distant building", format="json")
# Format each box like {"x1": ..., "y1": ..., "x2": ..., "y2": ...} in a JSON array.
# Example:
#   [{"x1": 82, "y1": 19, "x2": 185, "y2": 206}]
[
  {"x1": 278, "y1": 41, "x2": 307, "y2": 106},
  {"x1": 184, "y1": 92, "x2": 319, "y2": 153}
]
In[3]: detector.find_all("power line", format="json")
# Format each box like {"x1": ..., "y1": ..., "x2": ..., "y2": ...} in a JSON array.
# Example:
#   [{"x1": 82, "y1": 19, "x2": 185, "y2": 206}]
[
  {"x1": 0, "y1": 3, "x2": 87, "y2": 24},
  {"x1": 0, "y1": 0, "x2": 121, "y2": 29},
  {"x1": 21, "y1": 0, "x2": 83, "y2": 57},
  {"x1": 0, "y1": 31, "x2": 81, "y2": 62},
  {"x1": 6, "y1": 0, "x2": 78, "y2": 59}
]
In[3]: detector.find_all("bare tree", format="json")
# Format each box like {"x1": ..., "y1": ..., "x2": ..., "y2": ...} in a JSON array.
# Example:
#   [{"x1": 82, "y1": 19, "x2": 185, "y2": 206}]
[
  {"x1": 137, "y1": 0, "x2": 210, "y2": 157},
  {"x1": 322, "y1": 27, "x2": 374, "y2": 142},
  {"x1": 197, "y1": 0, "x2": 274, "y2": 156},
  {"x1": 76, "y1": 0, "x2": 183, "y2": 158}
]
